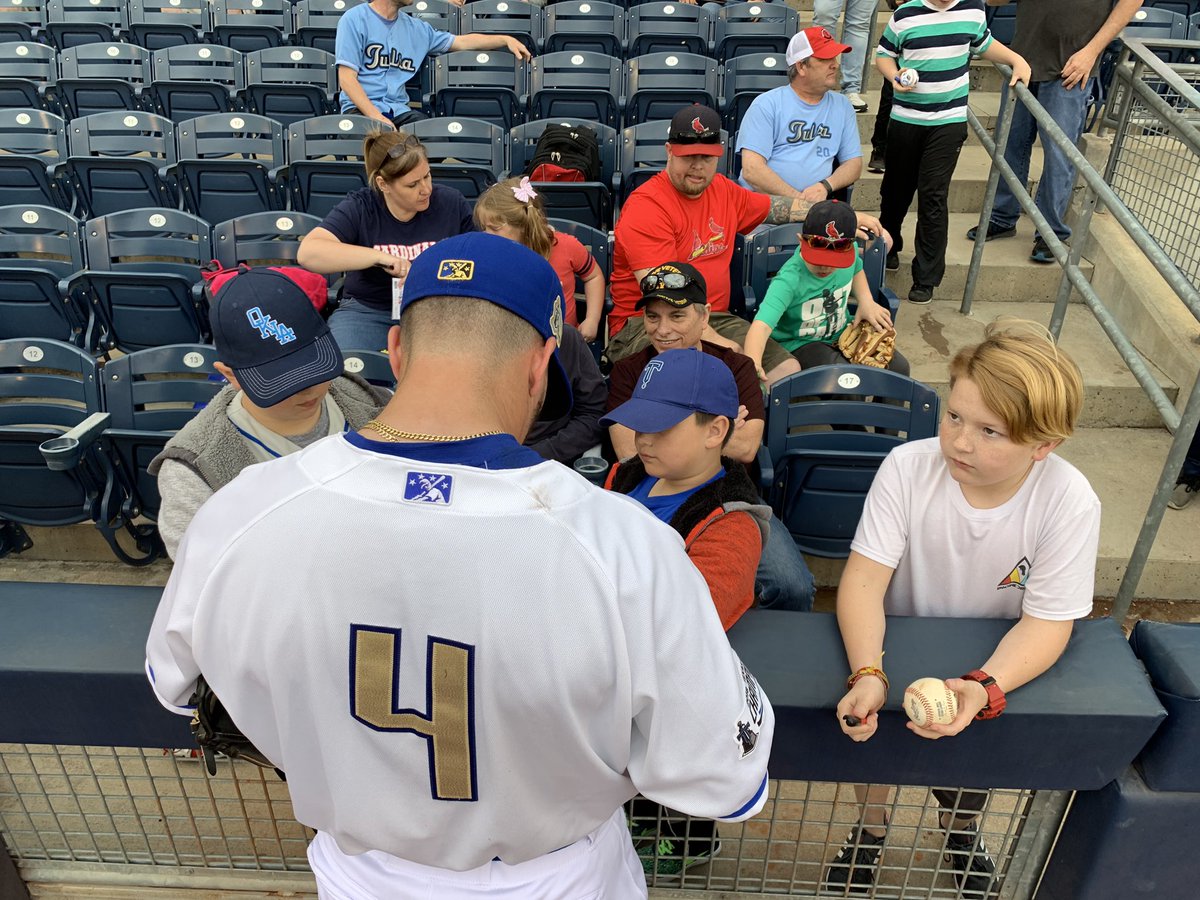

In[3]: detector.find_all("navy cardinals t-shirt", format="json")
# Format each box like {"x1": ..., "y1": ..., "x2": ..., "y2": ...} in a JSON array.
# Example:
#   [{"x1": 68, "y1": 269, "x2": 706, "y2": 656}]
[{"x1": 320, "y1": 184, "x2": 475, "y2": 311}]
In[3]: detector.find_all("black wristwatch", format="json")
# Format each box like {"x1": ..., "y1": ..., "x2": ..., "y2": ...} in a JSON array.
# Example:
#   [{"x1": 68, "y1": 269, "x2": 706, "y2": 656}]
[{"x1": 820, "y1": 178, "x2": 834, "y2": 197}]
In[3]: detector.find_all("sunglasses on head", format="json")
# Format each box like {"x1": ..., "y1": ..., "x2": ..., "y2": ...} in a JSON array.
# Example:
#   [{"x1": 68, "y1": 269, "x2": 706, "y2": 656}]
[
  {"x1": 640, "y1": 271, "x2": 695, "y2": 293},
  {"x1": 802, "y1": 234, "x2": 855, "y2": 252},
  {"x1": 386, "y1": 134, "x2": 421, "y2": 159}
]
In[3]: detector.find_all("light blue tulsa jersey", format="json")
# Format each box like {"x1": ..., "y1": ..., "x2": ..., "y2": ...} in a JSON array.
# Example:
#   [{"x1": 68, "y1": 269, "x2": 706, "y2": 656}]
[{"x1": 335, "y1": 3, "x2": 455, "y2": 115}]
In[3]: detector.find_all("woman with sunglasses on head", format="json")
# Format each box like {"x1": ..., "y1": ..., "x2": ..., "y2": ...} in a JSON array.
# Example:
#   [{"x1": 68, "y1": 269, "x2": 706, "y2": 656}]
[
  {"x1": 742, "y1": 200, "x2": 908, "y2": 388},
  {"x1": 297, "y1": 130, "x2": 476, "y2": 352}
]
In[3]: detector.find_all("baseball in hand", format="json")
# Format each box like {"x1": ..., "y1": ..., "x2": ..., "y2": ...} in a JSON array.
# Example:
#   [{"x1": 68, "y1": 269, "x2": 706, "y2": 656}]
[
  {"x1": 904, "y1": 677, "x2": 957, "y2": 727},
  {"x1": 897, "y1": 68, "x2": 919, "y2": 88}
]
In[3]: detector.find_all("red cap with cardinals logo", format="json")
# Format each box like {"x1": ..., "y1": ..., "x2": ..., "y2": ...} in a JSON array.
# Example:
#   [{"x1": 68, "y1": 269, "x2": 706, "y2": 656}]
[
  {"x1": 667, "y1": 104, "x2": 724, "y2": 157},
  {"x1": 799, "y1": 200, "x2": 859, "y2": 268}
]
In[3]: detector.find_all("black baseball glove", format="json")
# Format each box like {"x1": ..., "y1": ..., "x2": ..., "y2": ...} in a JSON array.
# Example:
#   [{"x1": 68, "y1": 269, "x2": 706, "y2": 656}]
[{"x1": 188, "y1": 675, "x2": 285, "y2": 780}]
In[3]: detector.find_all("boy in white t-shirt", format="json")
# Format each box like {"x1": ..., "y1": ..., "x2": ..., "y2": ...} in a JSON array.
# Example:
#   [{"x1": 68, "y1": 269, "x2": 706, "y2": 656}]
[{"x1": 827, "y1": 320, "x2": 1100, "y2": 897}]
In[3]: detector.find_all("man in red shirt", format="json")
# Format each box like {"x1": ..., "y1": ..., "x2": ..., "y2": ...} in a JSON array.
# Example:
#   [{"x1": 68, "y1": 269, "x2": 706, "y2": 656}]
[{"x1": 609, "y1": 104, "x2": 884, "y2": 384}]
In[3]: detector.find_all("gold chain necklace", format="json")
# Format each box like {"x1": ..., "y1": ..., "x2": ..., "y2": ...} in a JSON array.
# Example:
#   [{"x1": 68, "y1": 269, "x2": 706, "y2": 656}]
[{"x1": 365, "y1": 419, "x2": 503, "y2": 443}]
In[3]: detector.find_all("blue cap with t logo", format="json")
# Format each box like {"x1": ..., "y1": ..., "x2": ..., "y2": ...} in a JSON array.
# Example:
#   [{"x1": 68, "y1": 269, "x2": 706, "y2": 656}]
[{"x1": 600, "y1": 348, "x2": 739, "y2": 434}]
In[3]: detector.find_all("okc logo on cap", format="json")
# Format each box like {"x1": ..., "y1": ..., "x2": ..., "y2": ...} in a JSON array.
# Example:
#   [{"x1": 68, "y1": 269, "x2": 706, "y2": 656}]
[
  {"x1": 640, "y1": 358, "x2": 664, "y2": 389},
  {"x1": 437, "y1": 260, "x2": 474, "y2": 281},
  {"x1": 245, "y1": 306, "x2": 296, "y2": 346}
]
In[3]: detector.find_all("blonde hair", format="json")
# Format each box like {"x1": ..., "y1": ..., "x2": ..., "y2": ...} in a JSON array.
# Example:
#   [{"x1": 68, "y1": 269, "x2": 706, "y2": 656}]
[
  {"x1": 364, "y1": 130, "x2": 427, "y2": 194},
  {"x1": 473, "y1": 177, "x2": 555, "y2": 258},
  {"x1": 949, "y1": 318, "x2": 1084, "y2": 445}
]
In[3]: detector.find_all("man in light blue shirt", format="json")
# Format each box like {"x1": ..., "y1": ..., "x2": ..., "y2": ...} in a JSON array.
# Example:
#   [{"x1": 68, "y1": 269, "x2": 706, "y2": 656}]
[
  {"x1": 736, "y1": 27, "x2": 864, "y2": 207},
  {"x1": 336, "y1": 0, "x2": 531, "y2": 127}
]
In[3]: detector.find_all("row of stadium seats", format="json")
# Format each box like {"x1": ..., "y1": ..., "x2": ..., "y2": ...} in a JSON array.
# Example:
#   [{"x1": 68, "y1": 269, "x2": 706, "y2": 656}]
[
  {"x1": 0, "y1": 333, "x2": 934, "y2": 567},
  {"x1": 0, "y1": 200, "x2": 896, "y2": 357},
  {"x1": 1, "y1": 41, "x2": 788, "y2": 132},
  {"x1": 0, "y1": 110, "x2": 755, "y2": 228},
  {"x1": 0, "y1": 0, "x2": 794, "y2": 62}
]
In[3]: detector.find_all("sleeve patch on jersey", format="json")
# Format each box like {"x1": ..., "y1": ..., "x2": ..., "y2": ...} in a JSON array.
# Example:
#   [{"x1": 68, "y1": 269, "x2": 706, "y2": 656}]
[
  {"x1": 404, "y1": 472, "x2": 453, "y2": 505},
  {"x1": 734, "y1": 662, "x2": 764, "y2": 758}
]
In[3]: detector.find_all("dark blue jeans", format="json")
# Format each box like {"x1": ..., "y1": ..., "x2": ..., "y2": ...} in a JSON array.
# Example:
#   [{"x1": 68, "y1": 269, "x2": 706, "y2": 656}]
[{"x1": 991, "y1": 78, "x2": 1091, "y2": 241}]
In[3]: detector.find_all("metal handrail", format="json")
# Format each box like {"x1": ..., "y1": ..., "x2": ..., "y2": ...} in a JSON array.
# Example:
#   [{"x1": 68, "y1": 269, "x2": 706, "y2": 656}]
[{"x1": 961, "y1": 43, "x2": 1200, "y2": 620}]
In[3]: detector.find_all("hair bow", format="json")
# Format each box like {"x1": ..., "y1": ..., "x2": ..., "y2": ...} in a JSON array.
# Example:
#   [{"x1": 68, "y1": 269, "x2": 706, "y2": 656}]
[{"x1": 512, "y1": 176, "x2": 538, "y2": 203}]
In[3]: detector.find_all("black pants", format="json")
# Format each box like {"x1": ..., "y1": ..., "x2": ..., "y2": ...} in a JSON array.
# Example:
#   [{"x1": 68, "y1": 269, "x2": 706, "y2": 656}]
[
  {"x1": 871, "y1": 80, "x2": 894, "y2": 153},
  {"x1": 879, "y1": 119, "x2": 967, "y2": 289},
  {"x1": 793, "y1": 340, "x2": 910, "y2": 378}
]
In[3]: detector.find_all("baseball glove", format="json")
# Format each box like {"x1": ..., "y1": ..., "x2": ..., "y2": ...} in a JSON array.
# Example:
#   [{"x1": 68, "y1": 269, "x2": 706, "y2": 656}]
[
  {"x1": 838, "y1": 321, "x2": 896, "y2": 369},
  {"x1": 188, "y1": 676, "x2": 284, "y2": 779}
]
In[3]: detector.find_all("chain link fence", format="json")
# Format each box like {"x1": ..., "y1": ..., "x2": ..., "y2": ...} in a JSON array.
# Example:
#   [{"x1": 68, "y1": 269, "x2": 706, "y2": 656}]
[
  {"x1": 1101, "y1": 41, "x2": 1200, "y2": 300},
  {"x1": 2, "y1": 743, "x2": 1053, "y2": 898}
]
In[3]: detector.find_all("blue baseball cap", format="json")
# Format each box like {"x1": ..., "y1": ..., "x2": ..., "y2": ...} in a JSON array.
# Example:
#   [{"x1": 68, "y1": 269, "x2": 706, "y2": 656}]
[
  {"x1": 601, "y1": 348, "x2": 739, "y2": 433},
  {"x1": 210, "y1": 269, "x2": 343, "y2": 408},
  {"x1": 400, "y1": 232, "x2": 572, "y2": 421}
]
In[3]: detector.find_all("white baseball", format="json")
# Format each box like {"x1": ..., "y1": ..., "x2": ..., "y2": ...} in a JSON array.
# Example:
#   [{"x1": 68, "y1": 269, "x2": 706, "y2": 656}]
[
  {"x1": 904, "y1": 677, "x2": 957, "y2": 727},
  {"x1": 897, "y1": 68, "x2": 919, "y2": 88}
]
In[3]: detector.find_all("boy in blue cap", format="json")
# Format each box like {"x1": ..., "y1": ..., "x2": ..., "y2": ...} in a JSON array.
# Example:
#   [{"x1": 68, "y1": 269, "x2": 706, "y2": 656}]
[{"x1": 603, "y1": 348, "x2": 772, "y2": 879}]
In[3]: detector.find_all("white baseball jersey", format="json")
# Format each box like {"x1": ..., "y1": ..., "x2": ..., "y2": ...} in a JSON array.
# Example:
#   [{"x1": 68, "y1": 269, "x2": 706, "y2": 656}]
[
  {"x1": 146, "y1": 432, "x2": 773, "y2": 880},
  {"x1": 851, "y1": 438, "x2": 1100, "y2": 620}
]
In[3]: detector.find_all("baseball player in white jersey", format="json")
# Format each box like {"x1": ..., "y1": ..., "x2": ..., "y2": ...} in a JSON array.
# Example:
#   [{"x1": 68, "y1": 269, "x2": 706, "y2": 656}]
[{"x1": 145, "y1": 232, "x2": 775, "y2": 899}]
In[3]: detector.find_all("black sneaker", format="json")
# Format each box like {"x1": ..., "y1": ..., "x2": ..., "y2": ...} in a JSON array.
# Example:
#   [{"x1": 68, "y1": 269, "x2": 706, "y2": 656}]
[
  {"x1": 868, "y1": 147, "x2": 886, "y2": 173},
  {"x1": 908, "y1": 283, "x2": 933, "y2": 304},
  {"x1": 966, "y1": 221, "x2": 1017, "y2": 242},
  {"x1": 1030, "y1": 235, "x2": 1055, "y2": 264},
  {"x1": 823, "y1": 827, "x2": 884, "y2": 894},
  {"x1": 944, "y1": 822, "x2": 999, "y2": 898},
  {"x1": 885, "y1": 251, "x2": 899, "y2": 271}
]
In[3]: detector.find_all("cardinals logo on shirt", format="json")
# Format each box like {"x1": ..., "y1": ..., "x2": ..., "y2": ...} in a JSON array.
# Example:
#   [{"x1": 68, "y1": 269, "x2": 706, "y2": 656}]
[
  {"x1": 997, "y1": 556, "x2": 1031, "y2": 591},
  {"x1": 689, "y1": 218, "x2": 727, "y2": 261}
]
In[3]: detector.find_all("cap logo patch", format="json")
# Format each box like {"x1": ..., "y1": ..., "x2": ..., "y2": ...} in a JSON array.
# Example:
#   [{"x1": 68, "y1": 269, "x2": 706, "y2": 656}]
[
  {"x1": 639, "y1": 358, "x2": 664, "y2": 389},
  {"x1": 550, "y1": 295, "x2": 564, "y2": 343},
  {"x1": 825, "y1": 220, "x2": 846, "y2": 240},
  {"x1": 691, "y1": 115, "x2": 704, "y2": 134},
  {"x1": 437, "y1": 260, "x2": 474, "y2": 281},
  {"x1": 819, "y1": 27, "x2": 833, "y2": 40},
  {"x1": 246, "y1": 306, "x2": 296, "y2": 345}
]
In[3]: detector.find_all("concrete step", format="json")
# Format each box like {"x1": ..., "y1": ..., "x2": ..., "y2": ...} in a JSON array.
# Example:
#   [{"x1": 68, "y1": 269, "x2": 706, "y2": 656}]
[
  {"x1": 895, "y1": 300, "x2": 1178, "y2": 429},
  {"x1": 851, "y1": 143, "x2": 1042, "y2": 214},
  {"x1": 880, "y1": 213, "x2": 1094, "y2": 303}
]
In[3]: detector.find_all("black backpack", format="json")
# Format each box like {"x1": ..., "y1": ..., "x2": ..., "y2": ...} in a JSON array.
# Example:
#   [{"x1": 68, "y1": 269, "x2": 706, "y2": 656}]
[{"x1": 525, "y1": 123, "x2": 602, "y2": 183}]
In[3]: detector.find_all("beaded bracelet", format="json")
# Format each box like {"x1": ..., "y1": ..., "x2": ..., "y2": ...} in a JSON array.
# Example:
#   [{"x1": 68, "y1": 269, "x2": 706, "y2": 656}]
[{"x1": 846, "y1": 665, "x2": 890, "y2": 692}]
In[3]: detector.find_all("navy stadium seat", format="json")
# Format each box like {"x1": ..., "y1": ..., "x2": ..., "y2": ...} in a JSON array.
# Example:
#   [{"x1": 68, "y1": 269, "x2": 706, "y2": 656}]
[
  {"x1": 623, "y1": 51, "x2": 720, "y2": 126},
  {"x1": 459, "y1": 0, "x2": 543, "y2": 57},
  {"x1": 509, "y1": 118, "x2": 617, "y2": 229},
  {"x1": 148, "y1": 44, "x2": 245, "y2": 122},
  {"x1": 128, "y1": 0, "x2": 210, "y2": 51},
  {"x1": 243, "y1": 46, "x2": 338, "y2": 127},
  {"x1": 720, "y1": 51, "x2": 788, "y2": 133},
  {"x1": 713, "y1": 2, "x2": 798, "y2": 63},
  {"x1": 65, "y1": 207, "x2": 213, "y2": 353},
  {"x1": 625, "y1": 2, "x2": 712, "y2": 57},
  {"x1": 293, "y1": 0, "x2": 365, "y2": 53},
  {"x1": 165, "y1": 113, "x2": 286, "y2": 223},
  {"x1": 0, "y1": 41, "x2": 58, "y2": 113},
  {"x1": 276, "y1": 113, "x2": 376, "y2": 217},
  {"x1": 0, "y1": 0, "x2": 47, "y2": 44},
  {"x1": 44, "y1": 0, "x2": 126, "y2": 49},
  {"x1": 0, "y1": 108, "x2": 70, "y2": 211},
  {"x1": 342, "y1": 349, "x2": 397, "y2": 389},
  {"x1": 0, "y1": 204, "x2": 85, "y2": 344},
  {"x1": 408, "y1": 116, "x2": 506, "y2": 202},
  {"x1": 429, "y1": 49, "x2": 530, "y2": 132},
  {"x1": 529, "y1": 51, "x2": 622, "y2": 130},
  {"x1": 52, "y1": 110, "x2": 177, "y2": 219},
  {"x1": 544, "y1": 1, "x2": 625, "y2": 58},
  {"x1": 211, "y1": 0, "x2": 291, "y2": 54},
  {"x1": 56, "y1": 43, "x2": 153, "y2": 121},
  {"x1": 212, "y1": 210, "x2": 322, "y2": 267},
  {"x1": 761, "y1": 366, "x2": 940, "y2": 557}
]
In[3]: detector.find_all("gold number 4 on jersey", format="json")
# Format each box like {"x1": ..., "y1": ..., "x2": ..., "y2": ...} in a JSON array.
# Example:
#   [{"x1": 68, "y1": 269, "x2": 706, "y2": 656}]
[{"x1": 350, "y1": 624, "x2": 477, "y2": 801}]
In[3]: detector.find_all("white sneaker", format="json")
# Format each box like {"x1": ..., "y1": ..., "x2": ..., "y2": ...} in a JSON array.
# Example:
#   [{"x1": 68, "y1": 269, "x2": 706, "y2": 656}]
[{"x1": 846, "y1": 92, "x2": 868, "y2": 112}]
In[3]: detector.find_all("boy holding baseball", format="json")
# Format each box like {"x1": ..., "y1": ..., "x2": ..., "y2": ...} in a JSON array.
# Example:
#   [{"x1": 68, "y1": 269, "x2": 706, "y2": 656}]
[
  {"x1": 742, "y1": 200, "x2": 908, "y2": 387},
  {"x1": 828, "y1": 320, "x2": 1100, "y2": 896},
  {"x1": 876, "y1": 0, "x2": 1031, "y2": 304}
]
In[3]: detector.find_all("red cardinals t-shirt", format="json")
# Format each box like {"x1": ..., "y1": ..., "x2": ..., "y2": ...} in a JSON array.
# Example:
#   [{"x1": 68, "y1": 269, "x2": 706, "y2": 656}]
[
  {"x1": 548, "y1": 231, "x2": 597, "y2": 327},
  {"x1": 610, "y1": 172, "x2": 771, "y2": 337}
]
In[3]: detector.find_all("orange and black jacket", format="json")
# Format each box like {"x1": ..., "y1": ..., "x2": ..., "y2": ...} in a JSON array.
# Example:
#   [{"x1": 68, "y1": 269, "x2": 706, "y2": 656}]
[{"x1": 606, "y1": 457, "x2": 771, "y2": 630}]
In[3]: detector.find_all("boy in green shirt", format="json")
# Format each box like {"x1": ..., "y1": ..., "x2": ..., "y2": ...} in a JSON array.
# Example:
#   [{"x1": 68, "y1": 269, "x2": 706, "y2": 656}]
[{"x1": 743, "y1": 200, "x2": 908, "y2": 386}]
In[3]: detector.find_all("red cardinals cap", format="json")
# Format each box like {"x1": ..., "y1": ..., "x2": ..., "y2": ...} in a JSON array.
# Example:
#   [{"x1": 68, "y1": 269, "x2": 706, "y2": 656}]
[
  {"x1": 786, "y1": 26, "x2": 852, "y2": 65},
  {"x1": 799, "y1": 200, "x2": 859, "y2": 268},
  {"x1": 667, "y1": 104, "x2": 724, "y2": 157}
]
